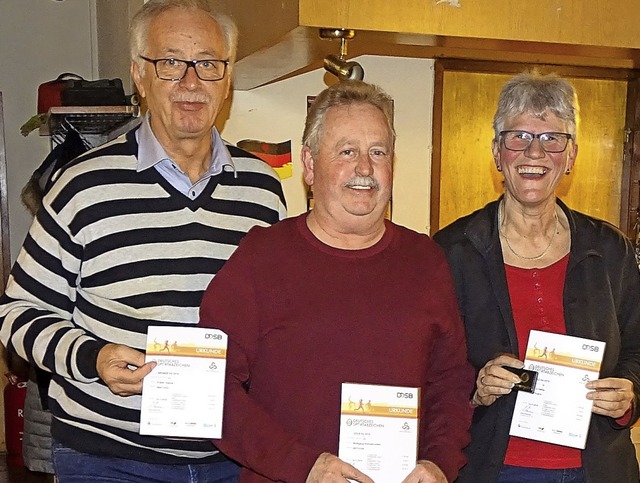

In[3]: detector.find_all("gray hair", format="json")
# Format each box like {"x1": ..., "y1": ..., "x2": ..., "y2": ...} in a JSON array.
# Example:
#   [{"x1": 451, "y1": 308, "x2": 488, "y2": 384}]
[
  {"x1": 130, "y1": 0, "x2": 238, "y2": 72},
  {"x1": 493, "y1": 72, "x2": 579, "y2": 141},
  {"x1": 302, "y1": 81, "x2": 396, "y2": 156}
]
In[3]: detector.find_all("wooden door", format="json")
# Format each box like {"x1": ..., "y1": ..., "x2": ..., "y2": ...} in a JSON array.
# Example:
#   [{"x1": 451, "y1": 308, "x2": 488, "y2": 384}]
[{"x1": 431, "y1": 61, "x2": 630, "y2": 233}]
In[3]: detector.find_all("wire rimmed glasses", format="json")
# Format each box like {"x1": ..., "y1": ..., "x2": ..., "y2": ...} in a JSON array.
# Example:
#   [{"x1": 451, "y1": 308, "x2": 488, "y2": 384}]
[
  {"x1": 500, "y1": 130, "x2": 573, "y2": 153},
  {"x1": 140, "y1": 56, "x2": 228, "y2": 81}
]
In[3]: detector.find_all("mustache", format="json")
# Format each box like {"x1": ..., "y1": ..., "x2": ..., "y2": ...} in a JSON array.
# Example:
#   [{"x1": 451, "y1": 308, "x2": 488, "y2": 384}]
[
  {"x1": 344, "y1": 176, "x2": 380, "y2": 190},
  {"x1": 169, "y1": 93, "x2": 210, "y2": 103}
]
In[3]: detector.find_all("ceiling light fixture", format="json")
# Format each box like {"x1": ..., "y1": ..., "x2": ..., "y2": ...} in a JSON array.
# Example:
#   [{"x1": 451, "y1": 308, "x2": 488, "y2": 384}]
[{"x1": 319, "y1": 28, "x2": 364, "y2": 81}]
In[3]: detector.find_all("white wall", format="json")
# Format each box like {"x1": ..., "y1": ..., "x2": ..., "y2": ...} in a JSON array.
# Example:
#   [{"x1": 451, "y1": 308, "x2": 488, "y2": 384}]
[
  {"x1": 0, "y1": 0, "x2": 96, "y2": 261},
  {"x1": 95, "y1": 0, "x2": 144, "y2": 88},
  {"x1": 220, "y1": 55, "x2": 435, "y2": 234}
]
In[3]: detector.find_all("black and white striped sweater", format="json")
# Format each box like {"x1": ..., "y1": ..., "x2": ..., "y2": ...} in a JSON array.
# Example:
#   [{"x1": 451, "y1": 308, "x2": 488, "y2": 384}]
[{"x1": 0, "y1": 128, "x2": 286, "y2": 463}]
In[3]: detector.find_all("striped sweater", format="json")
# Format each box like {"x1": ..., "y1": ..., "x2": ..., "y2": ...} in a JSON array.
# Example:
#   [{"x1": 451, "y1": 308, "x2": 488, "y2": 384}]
[{"x1": 0, "y1": 128, "x2": 286, "y2": 463}]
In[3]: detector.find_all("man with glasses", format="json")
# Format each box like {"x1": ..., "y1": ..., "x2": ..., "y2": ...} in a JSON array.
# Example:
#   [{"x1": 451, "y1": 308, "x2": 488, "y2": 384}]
[{"x1": 0, "y1": 1, "x2": 285, "y2": 481}]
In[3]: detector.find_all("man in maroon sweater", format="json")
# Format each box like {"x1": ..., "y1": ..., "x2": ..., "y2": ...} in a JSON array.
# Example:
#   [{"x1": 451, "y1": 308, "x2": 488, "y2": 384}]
[{"x1": 200, "y1": 80, "x2": 474, "y2": 482}]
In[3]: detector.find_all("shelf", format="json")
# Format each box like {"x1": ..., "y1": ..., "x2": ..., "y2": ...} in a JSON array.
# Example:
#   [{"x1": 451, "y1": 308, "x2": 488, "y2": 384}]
[{"x1": 39, "y1": 105, "x2": 138, "y2": 137}]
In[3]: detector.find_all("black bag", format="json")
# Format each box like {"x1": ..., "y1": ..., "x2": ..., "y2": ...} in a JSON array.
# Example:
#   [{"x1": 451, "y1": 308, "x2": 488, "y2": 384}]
[{"x1": 60, "y1": 77, "x2": 127, "y2": 107}]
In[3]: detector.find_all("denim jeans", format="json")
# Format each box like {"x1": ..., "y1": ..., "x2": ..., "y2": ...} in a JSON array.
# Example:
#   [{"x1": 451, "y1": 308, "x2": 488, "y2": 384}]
[
  {"x1": 497, "y1": 465, "x2": 585, "y2": 483},
  {"x1": 52, "y1": 440, "x2": 240, "y2": 483}
]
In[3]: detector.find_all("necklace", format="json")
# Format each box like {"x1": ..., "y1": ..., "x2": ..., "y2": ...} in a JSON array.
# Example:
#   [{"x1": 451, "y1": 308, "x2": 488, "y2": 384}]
[{"x1": 498, "y1": 202, "x2": 559, "y2": 260}]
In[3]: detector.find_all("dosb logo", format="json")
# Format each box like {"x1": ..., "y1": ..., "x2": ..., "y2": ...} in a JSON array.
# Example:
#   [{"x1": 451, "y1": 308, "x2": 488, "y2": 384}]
[
  {"x1": 205, "y1": 333, "x2": 223, "y2": 340},
  {"x1": 582, "y1": 344, "x2": 599, "y2": 352},
  {"x1": 397, "y1": 392, "x2": 414, "y2": 399}
]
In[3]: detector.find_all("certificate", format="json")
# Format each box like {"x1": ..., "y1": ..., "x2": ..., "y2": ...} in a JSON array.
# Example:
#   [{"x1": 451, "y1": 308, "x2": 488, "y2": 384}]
[
  {"x1": 338, "y1": 382, "x2": 419, "y2": 481},
  {"x1": 140, "y1": 326, "x2": 227, "y2": 438},
  {"x1": 509, "y1": 330, "x2": 605, "y2": 449}
]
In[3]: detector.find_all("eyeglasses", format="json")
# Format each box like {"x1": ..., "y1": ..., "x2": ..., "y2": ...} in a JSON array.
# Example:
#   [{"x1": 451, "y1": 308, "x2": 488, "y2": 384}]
[
  {"x1": 500, "y1": 130, "x2": 573, "y2": 153},
  {"x1": 140, "y1": 56, "x2": 228, "y2": 81}
]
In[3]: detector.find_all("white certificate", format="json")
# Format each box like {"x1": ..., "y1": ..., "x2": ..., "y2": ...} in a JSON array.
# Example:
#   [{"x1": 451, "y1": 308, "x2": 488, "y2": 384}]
[
  {"x1": 140, "y1": 326, "x2": 227, "y2": 438},
  {"x1": 338, "y1": 382, "x2": 419, "y2": 482},
  {"x1": 509, "y1": 330, "x2": 605, "y2": 449}
]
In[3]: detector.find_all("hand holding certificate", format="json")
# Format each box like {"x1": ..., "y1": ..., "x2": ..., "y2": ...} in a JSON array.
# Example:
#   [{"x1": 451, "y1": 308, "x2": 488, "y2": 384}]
[
  {"x1": 586, "y1": 376, "x2": 635, "y2": 419},
  {"x1": 306, "y1": 453, "x2": 373, "y2": 483},
  {"x1": 338, "y1": 383, "x2": 419, "y2": 482},
  {"x1": 140, "y1": 326, "x2": 228, "y2": 439},
  {"x1": 509, "y1": 330, "x2": 606, "y2": 449}
]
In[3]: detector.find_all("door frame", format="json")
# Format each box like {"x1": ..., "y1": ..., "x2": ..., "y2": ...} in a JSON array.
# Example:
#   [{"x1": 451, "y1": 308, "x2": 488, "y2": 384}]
[
  {"x1": 622, "y1": 74, "x2": 640, "y2": 241},
  {"x1": 0, "y1": 93, "x2": 11, "y2": 291}
]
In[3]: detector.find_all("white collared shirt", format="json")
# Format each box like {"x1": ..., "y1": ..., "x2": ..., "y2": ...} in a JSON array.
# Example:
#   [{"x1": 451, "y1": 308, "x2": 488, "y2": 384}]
[{"x1": 135, "y1": 113, "x2": 234, "y2": 199}]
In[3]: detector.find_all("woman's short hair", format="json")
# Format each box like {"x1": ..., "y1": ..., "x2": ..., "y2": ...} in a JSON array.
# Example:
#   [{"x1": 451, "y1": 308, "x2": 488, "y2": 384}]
[
  {"x1": 302, "y1": 80, "x2": 396, "y2": 156},
  {"x1": 130, "y1": 0, "x2": 238, "y2": 71},
  {"x1": 493, "y1": 72, "x2": 579, "y2": 141}
]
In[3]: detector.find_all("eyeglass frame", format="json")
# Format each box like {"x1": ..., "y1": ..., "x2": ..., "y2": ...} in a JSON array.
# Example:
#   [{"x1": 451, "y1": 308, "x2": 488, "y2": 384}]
[
  {"x1": 499, "y1": 130, "x2": 574, "y2": 154},
  {"x1": 139, "y1": 55, "x2": 229, "y2": 82}
]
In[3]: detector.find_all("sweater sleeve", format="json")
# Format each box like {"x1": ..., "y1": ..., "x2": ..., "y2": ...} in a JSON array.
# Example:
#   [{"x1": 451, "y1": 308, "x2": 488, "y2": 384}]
[
  {"x1": 418, "y1": 253, "x2": 475, "y2": 482},
  {"x1": 0, "y1": 201, "x2": 104, "y2": 382},
  {"x1": 200, "y1": 244, "x2": 321, "y2": 482}
]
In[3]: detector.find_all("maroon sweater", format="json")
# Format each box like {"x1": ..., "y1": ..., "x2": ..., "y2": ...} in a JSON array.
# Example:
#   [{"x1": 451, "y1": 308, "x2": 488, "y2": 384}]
[{"x1": 200, "y1": 214, "x2": 474, "y2": 482}]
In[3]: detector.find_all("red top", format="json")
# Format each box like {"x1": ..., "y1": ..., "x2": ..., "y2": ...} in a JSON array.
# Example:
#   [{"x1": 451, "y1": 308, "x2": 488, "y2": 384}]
[{"x1": 503, "y1": 254, "x2": 582, "y2": 469}]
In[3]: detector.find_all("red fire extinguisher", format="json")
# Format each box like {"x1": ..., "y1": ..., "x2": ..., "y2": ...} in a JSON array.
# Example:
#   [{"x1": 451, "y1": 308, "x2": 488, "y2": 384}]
[{"x1": 4, "y1": 372, "x2": 27, "y2": 467}]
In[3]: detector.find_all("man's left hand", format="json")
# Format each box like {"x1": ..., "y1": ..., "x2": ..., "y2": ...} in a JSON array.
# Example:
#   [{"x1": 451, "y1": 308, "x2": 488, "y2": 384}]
[
  {"x1": 401, "y1": 460, "x2": 447, "y2": 483},
  {"x1": 586, "y1": 377, "x2": 635, "y2": 419}
]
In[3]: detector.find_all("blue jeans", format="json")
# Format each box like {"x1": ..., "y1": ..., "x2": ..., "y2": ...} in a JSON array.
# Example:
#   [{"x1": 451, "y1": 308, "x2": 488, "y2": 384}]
[
  {"x1": 497, "y1": 465, "x2": 585, "y2": 483},
  {"x1": 52, "y1": 441, "x2": 240, "y2": 483}
]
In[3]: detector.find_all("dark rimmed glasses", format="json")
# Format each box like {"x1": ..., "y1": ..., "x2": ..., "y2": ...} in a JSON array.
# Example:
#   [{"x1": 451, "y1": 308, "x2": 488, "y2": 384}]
[
  {"x1": 500, "y1": 130, "x2": 573, "y2": 153},
  {"x1": 140, "y1": 56, "x2": 229, "y2": 81}
]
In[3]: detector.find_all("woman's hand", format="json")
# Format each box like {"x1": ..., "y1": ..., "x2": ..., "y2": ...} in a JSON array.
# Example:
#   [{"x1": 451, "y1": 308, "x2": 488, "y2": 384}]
[
  {"x1": 586, "y1": 377, "x2": 635, "y2": 419},
  {"x1": 472, "y1": 355, "x2": 524, "y2": 407}
]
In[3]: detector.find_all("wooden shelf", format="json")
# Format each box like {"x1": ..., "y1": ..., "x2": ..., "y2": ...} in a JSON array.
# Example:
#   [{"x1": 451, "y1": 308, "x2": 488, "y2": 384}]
[{"x1": 39, "y1": 105, "x2": 138, "y2": 137}]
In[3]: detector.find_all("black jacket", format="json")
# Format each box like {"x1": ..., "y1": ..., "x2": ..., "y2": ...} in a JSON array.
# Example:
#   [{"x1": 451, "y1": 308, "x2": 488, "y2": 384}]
[{"x1": 434, "y1": 198, "x2": 640, "y2": 483}]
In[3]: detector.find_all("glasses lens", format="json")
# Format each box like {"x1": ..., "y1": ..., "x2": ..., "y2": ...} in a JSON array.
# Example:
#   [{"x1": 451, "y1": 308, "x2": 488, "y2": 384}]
[
  {"x1": 503, "y1": 131, "x2": 533, "y2": 151},
  {"x1": 155, "y1": 59, "x2": 187, "y2": 80},
  {"x1": 539, "y1": 133, "x2": 569, "y2": 153},
  {"x1": 195, "y1": 60, "x2": 226, "y2": 81}
]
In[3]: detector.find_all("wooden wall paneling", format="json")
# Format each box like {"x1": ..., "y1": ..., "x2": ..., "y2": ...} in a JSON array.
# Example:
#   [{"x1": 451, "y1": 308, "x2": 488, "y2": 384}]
[{"x1": 299, "y1": 0, "x2": 640, "y2": 51}]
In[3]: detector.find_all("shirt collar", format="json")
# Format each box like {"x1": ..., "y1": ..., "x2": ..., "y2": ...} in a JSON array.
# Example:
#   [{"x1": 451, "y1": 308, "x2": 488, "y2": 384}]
[{"x1": 135, "y1": 112, "x2": 235, "y2": 175}]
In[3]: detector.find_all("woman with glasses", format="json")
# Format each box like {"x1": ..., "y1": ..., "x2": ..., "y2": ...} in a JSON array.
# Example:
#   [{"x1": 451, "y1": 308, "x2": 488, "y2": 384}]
[{"x1": 434, "y1": 72, "x2": 640, "y2": 483}]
